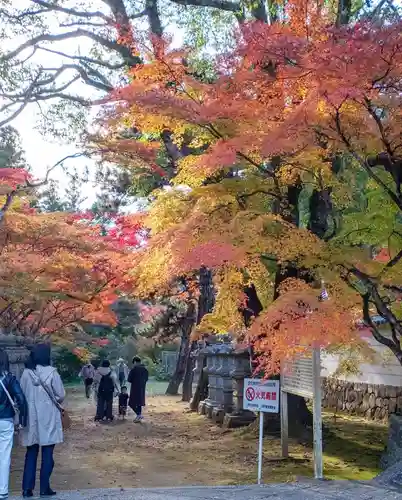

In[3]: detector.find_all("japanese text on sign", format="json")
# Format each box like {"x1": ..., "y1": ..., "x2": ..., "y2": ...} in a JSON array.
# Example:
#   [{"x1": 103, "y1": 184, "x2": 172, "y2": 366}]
[
  {"x1": 243, "y1": 378, "x2": 279, "y2": 413},
  {"x1": 281, "y1": 351, "x2": 314, "y2": 398},
  {"x1": 281, "y1": 353, "x2": 314, "y2": 398}
]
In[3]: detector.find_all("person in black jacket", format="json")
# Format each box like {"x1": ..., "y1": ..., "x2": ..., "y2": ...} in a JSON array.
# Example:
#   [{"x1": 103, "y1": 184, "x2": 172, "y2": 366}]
[
  {"x1": 0, "y1": 349, "x2": 28, "y2": 499},
  {"x1": 128, "y1": 356, "x2": 149, "y2": 422}
]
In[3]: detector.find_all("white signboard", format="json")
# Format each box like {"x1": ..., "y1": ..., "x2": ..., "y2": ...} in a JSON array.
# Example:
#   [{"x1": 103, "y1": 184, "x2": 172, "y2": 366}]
[
  {"x1": 243, "y1": 378, "x2": 280, "y2": 485},
  {"x1": 243, "y1": 378, "x2": 279, "y2": 413},
  {"x1": 281, "y1": 352, "x2": 314, "y2": 399}
]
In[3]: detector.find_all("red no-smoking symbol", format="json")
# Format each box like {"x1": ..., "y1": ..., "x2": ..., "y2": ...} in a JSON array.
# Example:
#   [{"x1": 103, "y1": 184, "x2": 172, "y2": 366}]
[{"x1": 246, "y1": 387, "x2": 255, "y2": 401}]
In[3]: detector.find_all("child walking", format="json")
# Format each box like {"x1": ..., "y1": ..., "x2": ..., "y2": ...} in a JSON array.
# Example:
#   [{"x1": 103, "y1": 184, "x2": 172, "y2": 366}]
[{"x1": 118, "y1": 386, "x2": 129, "y2": 420}]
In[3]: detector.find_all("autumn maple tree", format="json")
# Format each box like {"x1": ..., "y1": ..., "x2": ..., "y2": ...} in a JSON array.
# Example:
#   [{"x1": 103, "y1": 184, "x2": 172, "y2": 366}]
[
  {"x1": 86, "y1": 0, "x2": 402, "y2": 404},
  {"x1": 0, "y1": 164, "x2": 137, "y2": 339}
]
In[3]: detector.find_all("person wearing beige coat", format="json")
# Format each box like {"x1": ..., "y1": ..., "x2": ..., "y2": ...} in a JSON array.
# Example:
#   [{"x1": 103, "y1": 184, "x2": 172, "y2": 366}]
[{"x1": 19, "y1": 345, "x2": 65, "y2": 498}]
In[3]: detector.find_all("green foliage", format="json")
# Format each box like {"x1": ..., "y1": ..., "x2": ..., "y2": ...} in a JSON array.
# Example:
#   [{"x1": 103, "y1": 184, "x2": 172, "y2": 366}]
[
  {"x1": 0, "y1": 126, "x2": 27, "y2": 170},
  {"x1": 96, "y1": 334, "x2": 126, "y2": 362},
  {"x1": 142, "y1": 356, "x2": 158, "y2": 377},
  {"x1": 34, "y1": 180, "x2": 68, "y2": 212},
  {"x1": 336, "y1": 171, "x2": 402, "y2": 248},
  {"x1": 53, "y1": 346, "x2": 82, "y2": 382},
  {"x1": 154, "y1": 365, "x2": 171, "y2": 381},
  {"x1": 35, "y1": 168, "x2": 89, "y2": 213},
  {"x1": 64, "y1": 167, "x2": 89, "y2": 211},
  {"x1": 35, "y1": 101, "x2": 90, "y2": 142},
  {"x1": 174, "y1": 4, "x2": 236, "y2": 55}
]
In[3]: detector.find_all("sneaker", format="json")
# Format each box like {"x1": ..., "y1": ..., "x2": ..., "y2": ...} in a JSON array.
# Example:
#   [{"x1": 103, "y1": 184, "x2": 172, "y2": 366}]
[
  {"x1": 23, "y1": 491, "x2": 34, "y2": 498},
  {"x1": 137, "y1": 415, "x2": 144, "y2": 422},
  {"x1": 40, "y1": 488, "x2": 57, "y2": 497}
]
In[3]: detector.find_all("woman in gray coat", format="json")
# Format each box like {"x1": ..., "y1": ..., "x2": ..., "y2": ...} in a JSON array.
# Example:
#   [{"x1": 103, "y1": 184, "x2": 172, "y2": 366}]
[{"x1": 20, "y1": 345, "x2": 65, "y2": 498}]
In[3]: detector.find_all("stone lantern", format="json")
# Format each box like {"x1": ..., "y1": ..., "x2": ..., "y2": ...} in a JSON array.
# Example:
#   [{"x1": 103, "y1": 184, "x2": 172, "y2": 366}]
[
  {"x1": 223, "y1": 346, "x2": 256, "y2": 428},
  {"x1": 0, "y1": 332, "x2": 32, "y2": 379}
]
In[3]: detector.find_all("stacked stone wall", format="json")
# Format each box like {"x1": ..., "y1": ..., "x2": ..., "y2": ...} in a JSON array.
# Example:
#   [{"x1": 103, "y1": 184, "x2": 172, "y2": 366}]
[{"x1": 322, "y1": 378, "x2": 402, "y2": 421}]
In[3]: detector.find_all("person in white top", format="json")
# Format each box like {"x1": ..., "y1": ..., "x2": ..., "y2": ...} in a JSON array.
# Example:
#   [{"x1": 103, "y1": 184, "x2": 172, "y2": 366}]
[{"x1": 116, "y1": 358, "x2": 129, "y2": 389}]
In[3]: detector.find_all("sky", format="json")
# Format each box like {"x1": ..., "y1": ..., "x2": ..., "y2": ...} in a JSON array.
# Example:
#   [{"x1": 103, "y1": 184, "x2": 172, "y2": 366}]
[{"x1": 7, "y1": 0, "x2": 185, "y2": 208}]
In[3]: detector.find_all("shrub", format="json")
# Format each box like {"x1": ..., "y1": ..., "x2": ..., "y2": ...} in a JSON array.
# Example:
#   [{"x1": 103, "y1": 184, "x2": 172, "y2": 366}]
[{"x1": 53, "y1": 346, "x2": 82, "y2": 382}]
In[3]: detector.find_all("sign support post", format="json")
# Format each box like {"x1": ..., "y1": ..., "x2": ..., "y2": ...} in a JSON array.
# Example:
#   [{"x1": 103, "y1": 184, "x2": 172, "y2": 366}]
[
  {"x1": 280, "y1": 390, "x2": 289, "y2": 458},
  {"x1": 312, "y1": 348, "x2": 323, "y2": 479},
  {"x1": 257, "y1": 411, "x2": 264, "y2": 484}
]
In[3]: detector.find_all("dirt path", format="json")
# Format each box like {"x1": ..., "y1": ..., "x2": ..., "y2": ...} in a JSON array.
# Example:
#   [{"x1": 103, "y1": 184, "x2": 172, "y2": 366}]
[
  {"x1": 10, "y1": 386, "x2": 260, "y2": 492},
  {"x1": 9, "y1": 386, "x2": 387, "y2": 494}
]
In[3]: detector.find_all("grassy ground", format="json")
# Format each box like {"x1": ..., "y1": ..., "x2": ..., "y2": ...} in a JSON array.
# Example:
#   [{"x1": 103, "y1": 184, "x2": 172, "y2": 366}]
[{"x1": 8, "y1": 383, "x2": 388, "y2": 493}]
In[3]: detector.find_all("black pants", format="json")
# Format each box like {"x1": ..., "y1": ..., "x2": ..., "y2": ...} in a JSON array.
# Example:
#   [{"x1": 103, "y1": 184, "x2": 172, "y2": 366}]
[
  {"x1": 84, "y1": 378, "x2": 93, "y2": 399},
  {"x1": 96, "y1": 394, "x2": 113, "y2": 420},
  {"x1": 134, "y1": 405, "x2": 142, "y2": 416},
  {"x1": 22, "y1": 444, "x2": 55, "y2": 493}
]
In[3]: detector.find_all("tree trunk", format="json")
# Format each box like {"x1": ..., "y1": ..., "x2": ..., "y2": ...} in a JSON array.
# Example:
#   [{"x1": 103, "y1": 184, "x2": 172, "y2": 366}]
[
  {"x1": 165, "y1": 328, "x2": 190, "y2": 395},
  {"x1": 197, "y1": 266, "x2": 215, "y2": 321},
  {"x1": 165, "y1": 301, "x2": 196, "y2": 396},
  {"x1": 182, "y1": 341, "x2": 195, "y2": 402},
  {"x1": 187, "y1": 266, "x2": 215, "y2": 407},
  {"x1": 189, "y1": 354, "x2": 208, "y2": 411}
]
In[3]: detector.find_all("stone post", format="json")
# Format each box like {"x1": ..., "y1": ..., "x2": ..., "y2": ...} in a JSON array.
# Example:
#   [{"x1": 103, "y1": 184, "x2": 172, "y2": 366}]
[
  {"x1": 0, "y1": 333, "x2": 32, "y2": 379},
  {"x1": 222, "y1": 354, "x2": 235, "y2": 412},
  {"x1": 205, "y1": 353, "x2": 219, "y2": 419},
  {"x1": 214, "y1": 354, "x2": 224, "y2": 403},
  {"x1": 201, "y1": 349, "x2": 215, "y2": 416},
  {"x1": 224, "y1": 347, "x2": 256, "y2": 428},
  {"x1": 191, "y1": 347, "x2": 204, "y2": 397},
  {"x1": 212, "y1": 346, "x2": 235, "y2": 424}
]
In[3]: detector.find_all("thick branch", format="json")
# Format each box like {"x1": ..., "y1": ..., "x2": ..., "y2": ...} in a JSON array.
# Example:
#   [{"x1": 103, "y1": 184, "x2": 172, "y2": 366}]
[
  {"x1": 146, "y1": 0, "x2": 163, "y2": 36},
  {"x1": 1, "y1": 29, "x2": 141, "y2": 67},
  {"x1": 336, "y1": 0, "x2": 352, "y2": 26},
  {"x1": 169, "y1": 0, "x2": 241, "y2": 12},
  {"x1": 0, "y1": 192, "x2": 17, "y2": 223},
  {"x1": 362, "y1": 292, "x2": 402, "y2": 363},
  {"x1": 383, "y1": 247, "x2": 402, "y2": 270},
  {"x1": 250, "y1": 0, "x2": 268, "y2": 22},
  {"x1": 100, "y1": 0, "x2": 130, "y2": 25}
]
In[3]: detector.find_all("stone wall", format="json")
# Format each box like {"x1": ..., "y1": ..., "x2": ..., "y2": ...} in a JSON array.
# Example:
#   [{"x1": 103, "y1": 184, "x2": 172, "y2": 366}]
[{"x1": 322, "y1": 377, "x2": 402, "y2": 421}]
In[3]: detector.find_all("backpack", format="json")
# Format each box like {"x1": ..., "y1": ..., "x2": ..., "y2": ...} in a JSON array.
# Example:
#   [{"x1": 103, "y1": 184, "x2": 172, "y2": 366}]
[{"x1": 98, "y1": 373, "x2": 114, "y2": 396}]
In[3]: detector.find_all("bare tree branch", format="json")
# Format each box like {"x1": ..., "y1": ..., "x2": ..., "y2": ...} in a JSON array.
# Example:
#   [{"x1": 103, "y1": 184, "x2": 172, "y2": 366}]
[
  {"x1": 0, "y1": 101, "x2": 30, "y2": 128},
  {"x1": 30, "y1": 0, "x2": 112, "y2": 21},
  {"x1": 59, "y1": 20, "x2": 108, "y2": 28},
  {"x1": 38, "y1": 46, "x2": 126, "y2": 70}
]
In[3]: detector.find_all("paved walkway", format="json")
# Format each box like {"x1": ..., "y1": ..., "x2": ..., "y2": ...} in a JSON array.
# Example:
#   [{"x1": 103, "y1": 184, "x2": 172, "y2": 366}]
[{"x1": 9, "y1": 481, "x2": 402, "y2": 500}]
